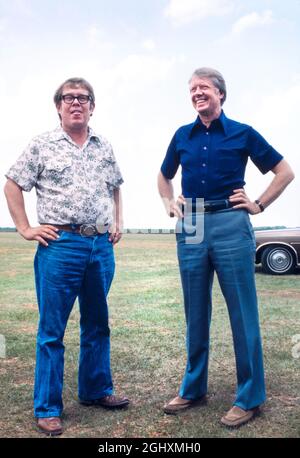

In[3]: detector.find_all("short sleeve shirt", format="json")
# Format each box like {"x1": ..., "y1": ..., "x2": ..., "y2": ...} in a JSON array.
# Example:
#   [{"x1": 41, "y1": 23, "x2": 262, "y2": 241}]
[
  {"x1": 160, "y1": 111, "x2": 283, "y2": 200},
  {"x1": 5, "y1": 127, "x2": 123, "y2": 225}
]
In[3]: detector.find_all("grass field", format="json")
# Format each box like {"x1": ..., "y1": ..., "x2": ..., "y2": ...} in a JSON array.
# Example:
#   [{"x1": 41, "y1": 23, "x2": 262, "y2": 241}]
[{"x1": 0, "y1": 232, "x2": 299, "y2": 438}]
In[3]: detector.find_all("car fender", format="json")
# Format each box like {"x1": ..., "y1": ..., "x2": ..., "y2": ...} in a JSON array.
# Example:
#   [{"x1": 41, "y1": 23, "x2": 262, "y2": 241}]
[{"x1": 256, "y1": 241, "x2": 299, "y2": 264}]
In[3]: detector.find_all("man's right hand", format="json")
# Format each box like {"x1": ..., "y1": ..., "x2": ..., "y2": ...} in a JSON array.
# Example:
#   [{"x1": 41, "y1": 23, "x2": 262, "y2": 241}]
[
  {"x1": 19, "y1": 225, "x2": 60, "y2": 247},
  {"x1": 169, "y1": 195, "x2": 186, "y2": 218},
  {"x1": 157, "y1": 173, "x2": 185, "y2": 218}
]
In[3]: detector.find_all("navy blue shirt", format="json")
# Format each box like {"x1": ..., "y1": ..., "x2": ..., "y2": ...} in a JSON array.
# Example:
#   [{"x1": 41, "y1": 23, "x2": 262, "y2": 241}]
[{"x1": 160, "y1": 111, "x2": 283, "y2": 200}]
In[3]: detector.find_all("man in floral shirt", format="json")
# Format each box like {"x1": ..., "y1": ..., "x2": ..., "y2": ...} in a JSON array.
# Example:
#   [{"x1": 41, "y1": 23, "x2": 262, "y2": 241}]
[{"x1": 4, "y1": 77, "x2": 129, "y2": 436}]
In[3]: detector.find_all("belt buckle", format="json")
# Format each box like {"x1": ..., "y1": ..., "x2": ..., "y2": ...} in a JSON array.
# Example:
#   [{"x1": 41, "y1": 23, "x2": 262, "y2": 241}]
[
  {"x1": 204, "y1": 200, "x2": 229, "y2": 212},
  {"x1": 79, "y1": 224, "x2": 98, "y2": 237},
  {"x1": 204, "y1": 202, "x2": 214, "y2": 212}
]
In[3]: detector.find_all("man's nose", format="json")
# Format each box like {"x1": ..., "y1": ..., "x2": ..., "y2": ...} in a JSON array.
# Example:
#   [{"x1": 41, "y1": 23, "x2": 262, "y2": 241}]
[{"x1": 71, "y1": 97, "x2": 81, "y2": 105}]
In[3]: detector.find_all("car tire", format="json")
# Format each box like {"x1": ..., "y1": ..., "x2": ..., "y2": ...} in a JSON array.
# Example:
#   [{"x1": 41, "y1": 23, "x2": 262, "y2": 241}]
[{"x1": 261, "y1": 246, "x2": 296, "y2": 275}]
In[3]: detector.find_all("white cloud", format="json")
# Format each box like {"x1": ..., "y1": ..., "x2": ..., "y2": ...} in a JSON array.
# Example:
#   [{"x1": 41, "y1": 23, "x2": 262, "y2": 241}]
[
  {"x1": 111, "y1": 54, "x2": 177, "y2": 86},
  {"x1": 87, "y1": 25, "x2": 103, "y2": 47},
  {"x1": 252, "y1": 82, "x2": 300, "y2": 135},
  {"x1": 1, "y1": 0, "x2": 35, "y2": 17},
  {"x1": 236, "y1": 81, "x2": 300, "y2": 228},
  {"x1": 0, "y1": 17, "x2": 6, "y2": 32},
  {"x1": 87, "y1": 25, "x2": 100, "y2": 42},
  {"x1": 164, "y1": 0, "x2": 233, "y2": 25},
  {"x1": 232, "y1": 10, "x2": 274, "y2": 35},
  {"x1": 142, "y1": 39, "x2": 156, "y2": 51},
  {"x1": 86, "y1": 24, "x2": 115, "y2": 52}
]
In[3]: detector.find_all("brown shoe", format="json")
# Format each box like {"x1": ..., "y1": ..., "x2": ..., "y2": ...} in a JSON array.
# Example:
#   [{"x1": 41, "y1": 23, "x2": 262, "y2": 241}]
[
  {"x1": 163, "y1": 395, "x2": 207, "y2": 415},
  {"x1": 221, "y1": 406, "x2": 260, "y2": 428},
  {"x1": 80, "y1": 394, "x2": 130, "y2": 409},
  {"x1": 37, "y1": 417, "x2": 63, "y2": 436}
]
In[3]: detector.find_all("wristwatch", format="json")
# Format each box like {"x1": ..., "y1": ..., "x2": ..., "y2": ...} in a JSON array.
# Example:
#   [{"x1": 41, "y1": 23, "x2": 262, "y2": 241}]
[{"x1": 255, "y1": 199, "x2": 265, "y2": 212}]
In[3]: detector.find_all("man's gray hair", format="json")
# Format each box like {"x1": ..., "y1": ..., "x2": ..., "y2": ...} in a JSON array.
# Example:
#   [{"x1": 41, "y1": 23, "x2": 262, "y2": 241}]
[{"x1": 189, "y1": 67, "x2": 227, "y2": 105}]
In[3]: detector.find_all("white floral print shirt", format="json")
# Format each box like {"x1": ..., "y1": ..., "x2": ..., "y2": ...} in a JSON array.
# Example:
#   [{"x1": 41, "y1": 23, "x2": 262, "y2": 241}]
[{"x1": 5, "y1": 127, "x2": 123, "y2": 225}]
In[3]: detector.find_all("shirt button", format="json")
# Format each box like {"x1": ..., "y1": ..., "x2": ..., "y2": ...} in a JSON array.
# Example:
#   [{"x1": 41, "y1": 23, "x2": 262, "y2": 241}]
[
  {"x1": 206, "y1": 132, "x2": 209, "y2": 135},
  {"x1": 203, "y1": 146, "x2": 207, "y2": 150},
  {"x1": 202, "y1": 163, "x2": 206, "y2": 167},
  {"x1": 201, "y1": 180, "x2": 205, "y2": 184}
]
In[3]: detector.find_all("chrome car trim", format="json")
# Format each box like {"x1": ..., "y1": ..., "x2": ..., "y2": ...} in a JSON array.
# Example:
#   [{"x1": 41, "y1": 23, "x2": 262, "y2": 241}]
[{"x1": 255, "y1": 241, "x2": 300, "y2": 265}]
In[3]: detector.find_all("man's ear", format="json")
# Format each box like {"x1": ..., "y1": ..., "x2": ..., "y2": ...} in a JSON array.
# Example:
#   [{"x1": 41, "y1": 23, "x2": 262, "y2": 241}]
[
  {"x1": 56, "y1": 103, "x2": 62, "y2": 120},
  {"x1": 90, "y1": 102, "x2": 95, "y2": 116}
]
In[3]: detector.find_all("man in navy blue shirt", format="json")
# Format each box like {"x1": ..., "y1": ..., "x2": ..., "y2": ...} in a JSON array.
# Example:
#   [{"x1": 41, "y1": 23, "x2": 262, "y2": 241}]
[{"x1": 158, "y1": 67, "x2": 294, "y2": 427}]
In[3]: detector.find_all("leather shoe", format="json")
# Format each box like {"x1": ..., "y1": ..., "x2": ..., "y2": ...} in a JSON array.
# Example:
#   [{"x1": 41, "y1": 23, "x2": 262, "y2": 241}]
[
  {"x1": 37, "y1": 417, "x2": 63, "y2": 436},
  {"x1": 221, "y1": 406, "x2": 260, "y2": 428},
  {"x1": 80, "y1": 394, "x2": 130, "y2": 409},
  {"x1": 163, "y1": 395, "x2": 207, "y2": 415}
]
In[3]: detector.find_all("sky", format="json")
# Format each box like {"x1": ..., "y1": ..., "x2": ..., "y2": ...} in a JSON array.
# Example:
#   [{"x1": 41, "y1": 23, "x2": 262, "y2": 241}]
[{"x1": 1, "y1": 0, "x2": 300, "y2": 229}]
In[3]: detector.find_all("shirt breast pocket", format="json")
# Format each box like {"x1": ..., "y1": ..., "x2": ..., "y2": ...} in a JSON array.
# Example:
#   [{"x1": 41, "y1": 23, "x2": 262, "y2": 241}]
[
  {"x1": 216, "y1": 149, "x2": 245, "y2": 175},
  {"x1": 44, "y1": 160, "x2": 73, "y2": 186},
  {"x1": 96, "y1": 158, "x2": 116, "y2": 194}
]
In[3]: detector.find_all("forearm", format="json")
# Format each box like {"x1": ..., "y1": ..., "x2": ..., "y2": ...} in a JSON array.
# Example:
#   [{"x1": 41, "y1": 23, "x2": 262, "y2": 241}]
[
  {"x1": 157, "y1": 171, "x2": 184, "y2": 218},
  {"x1": 257, "y1": 160, "x2": 295, "y2": 210},
  {"x1": 3, "y1": 179, "x2": 30, "y2": 234},
  {"x1": 158, "y1": 171, "x2": 175, "y2": 202},
  {"x1": 4, "y1": 178, "x2": 59, "y2": 246},
  {"x1": 113, "y1": 187, "x2": 123, "y2": 231}
]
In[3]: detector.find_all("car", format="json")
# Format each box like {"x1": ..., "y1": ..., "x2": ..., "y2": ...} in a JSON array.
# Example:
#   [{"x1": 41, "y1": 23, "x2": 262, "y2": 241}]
[{"x1": 255, "y1": 227, "x2": 300, "y2": 275}]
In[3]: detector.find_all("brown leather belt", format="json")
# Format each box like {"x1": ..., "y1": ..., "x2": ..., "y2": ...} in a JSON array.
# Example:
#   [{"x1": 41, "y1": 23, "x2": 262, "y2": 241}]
[{"x1": 48, "y1": 224, "x2": 108, "y2": 237}]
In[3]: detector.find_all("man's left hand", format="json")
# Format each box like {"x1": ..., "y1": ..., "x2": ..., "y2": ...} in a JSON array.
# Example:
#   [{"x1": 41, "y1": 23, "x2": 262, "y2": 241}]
[
  {"x1": 229, "y1": 189, "x2": 261, "y2": 215},
  {"x1": 108, "y1": 226, "x2": 122, "y2": 244}
]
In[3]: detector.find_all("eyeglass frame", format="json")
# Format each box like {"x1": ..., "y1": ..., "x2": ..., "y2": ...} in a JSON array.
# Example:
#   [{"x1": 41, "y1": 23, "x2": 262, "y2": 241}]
[{"x1": 60, "y1": 94, "x2": 93, "y2": 104}]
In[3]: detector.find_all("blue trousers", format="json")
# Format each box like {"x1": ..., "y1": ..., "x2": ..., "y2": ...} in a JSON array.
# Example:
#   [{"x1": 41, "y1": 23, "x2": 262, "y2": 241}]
[
  {"x1": 176, "y1": 209, "x2": 266, "y2": 410},
  {"x1": 33, "y1": 230, "x2": 115, "y2": 418}
]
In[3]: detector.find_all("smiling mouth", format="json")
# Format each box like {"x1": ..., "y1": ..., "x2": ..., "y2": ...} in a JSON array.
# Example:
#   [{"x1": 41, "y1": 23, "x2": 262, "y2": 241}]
[{"x1": 195, "y1": 97, "x2": 207, "y2": 103}]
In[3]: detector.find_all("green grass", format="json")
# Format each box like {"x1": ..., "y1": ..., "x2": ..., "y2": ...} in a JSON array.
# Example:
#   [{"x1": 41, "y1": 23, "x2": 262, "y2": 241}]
[{"x1": 0, "y1": 233, "x2": 299, "y2": 438}]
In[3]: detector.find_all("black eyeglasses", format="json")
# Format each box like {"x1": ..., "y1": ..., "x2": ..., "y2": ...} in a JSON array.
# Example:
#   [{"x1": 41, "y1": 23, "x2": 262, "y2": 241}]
[{"x1": 61, "y1": 94, "x2": 92, "y2": 104}]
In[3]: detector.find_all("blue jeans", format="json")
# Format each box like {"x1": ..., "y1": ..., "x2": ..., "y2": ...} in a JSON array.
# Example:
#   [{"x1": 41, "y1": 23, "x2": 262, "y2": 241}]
[
  {"x1": 33, "y1": 230, "x2": 115, "y2": 418},
  {"x1": 176, "y1": 209, "x2": 266, "y2": 410}
]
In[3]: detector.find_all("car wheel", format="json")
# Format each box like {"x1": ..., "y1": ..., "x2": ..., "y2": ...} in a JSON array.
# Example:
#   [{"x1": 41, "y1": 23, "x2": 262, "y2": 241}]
[{"x1": 261, "y1": 246, "x2": 296, "y2": 275}]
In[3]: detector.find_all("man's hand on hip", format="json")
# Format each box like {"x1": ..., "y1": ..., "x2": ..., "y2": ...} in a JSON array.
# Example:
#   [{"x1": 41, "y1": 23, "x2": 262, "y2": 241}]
[
  {"x1": 19, "y1": 225, "x2": 60, "y2": 247},
  {"x1": 229, "y1": 189, "x2": 261, "y2": 215}
]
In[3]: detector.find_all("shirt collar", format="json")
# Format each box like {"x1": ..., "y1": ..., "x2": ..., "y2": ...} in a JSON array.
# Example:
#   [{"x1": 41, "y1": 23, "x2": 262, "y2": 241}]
[
  {"x1": 189, "y1": 110, "x2": 228, "y2": 137},
  {"x1": 87, "y1": 127, "x2": 102, "y2": 143},
  {"x1": 50, "y1": 126, "x2": 101, "y2": 143}
]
